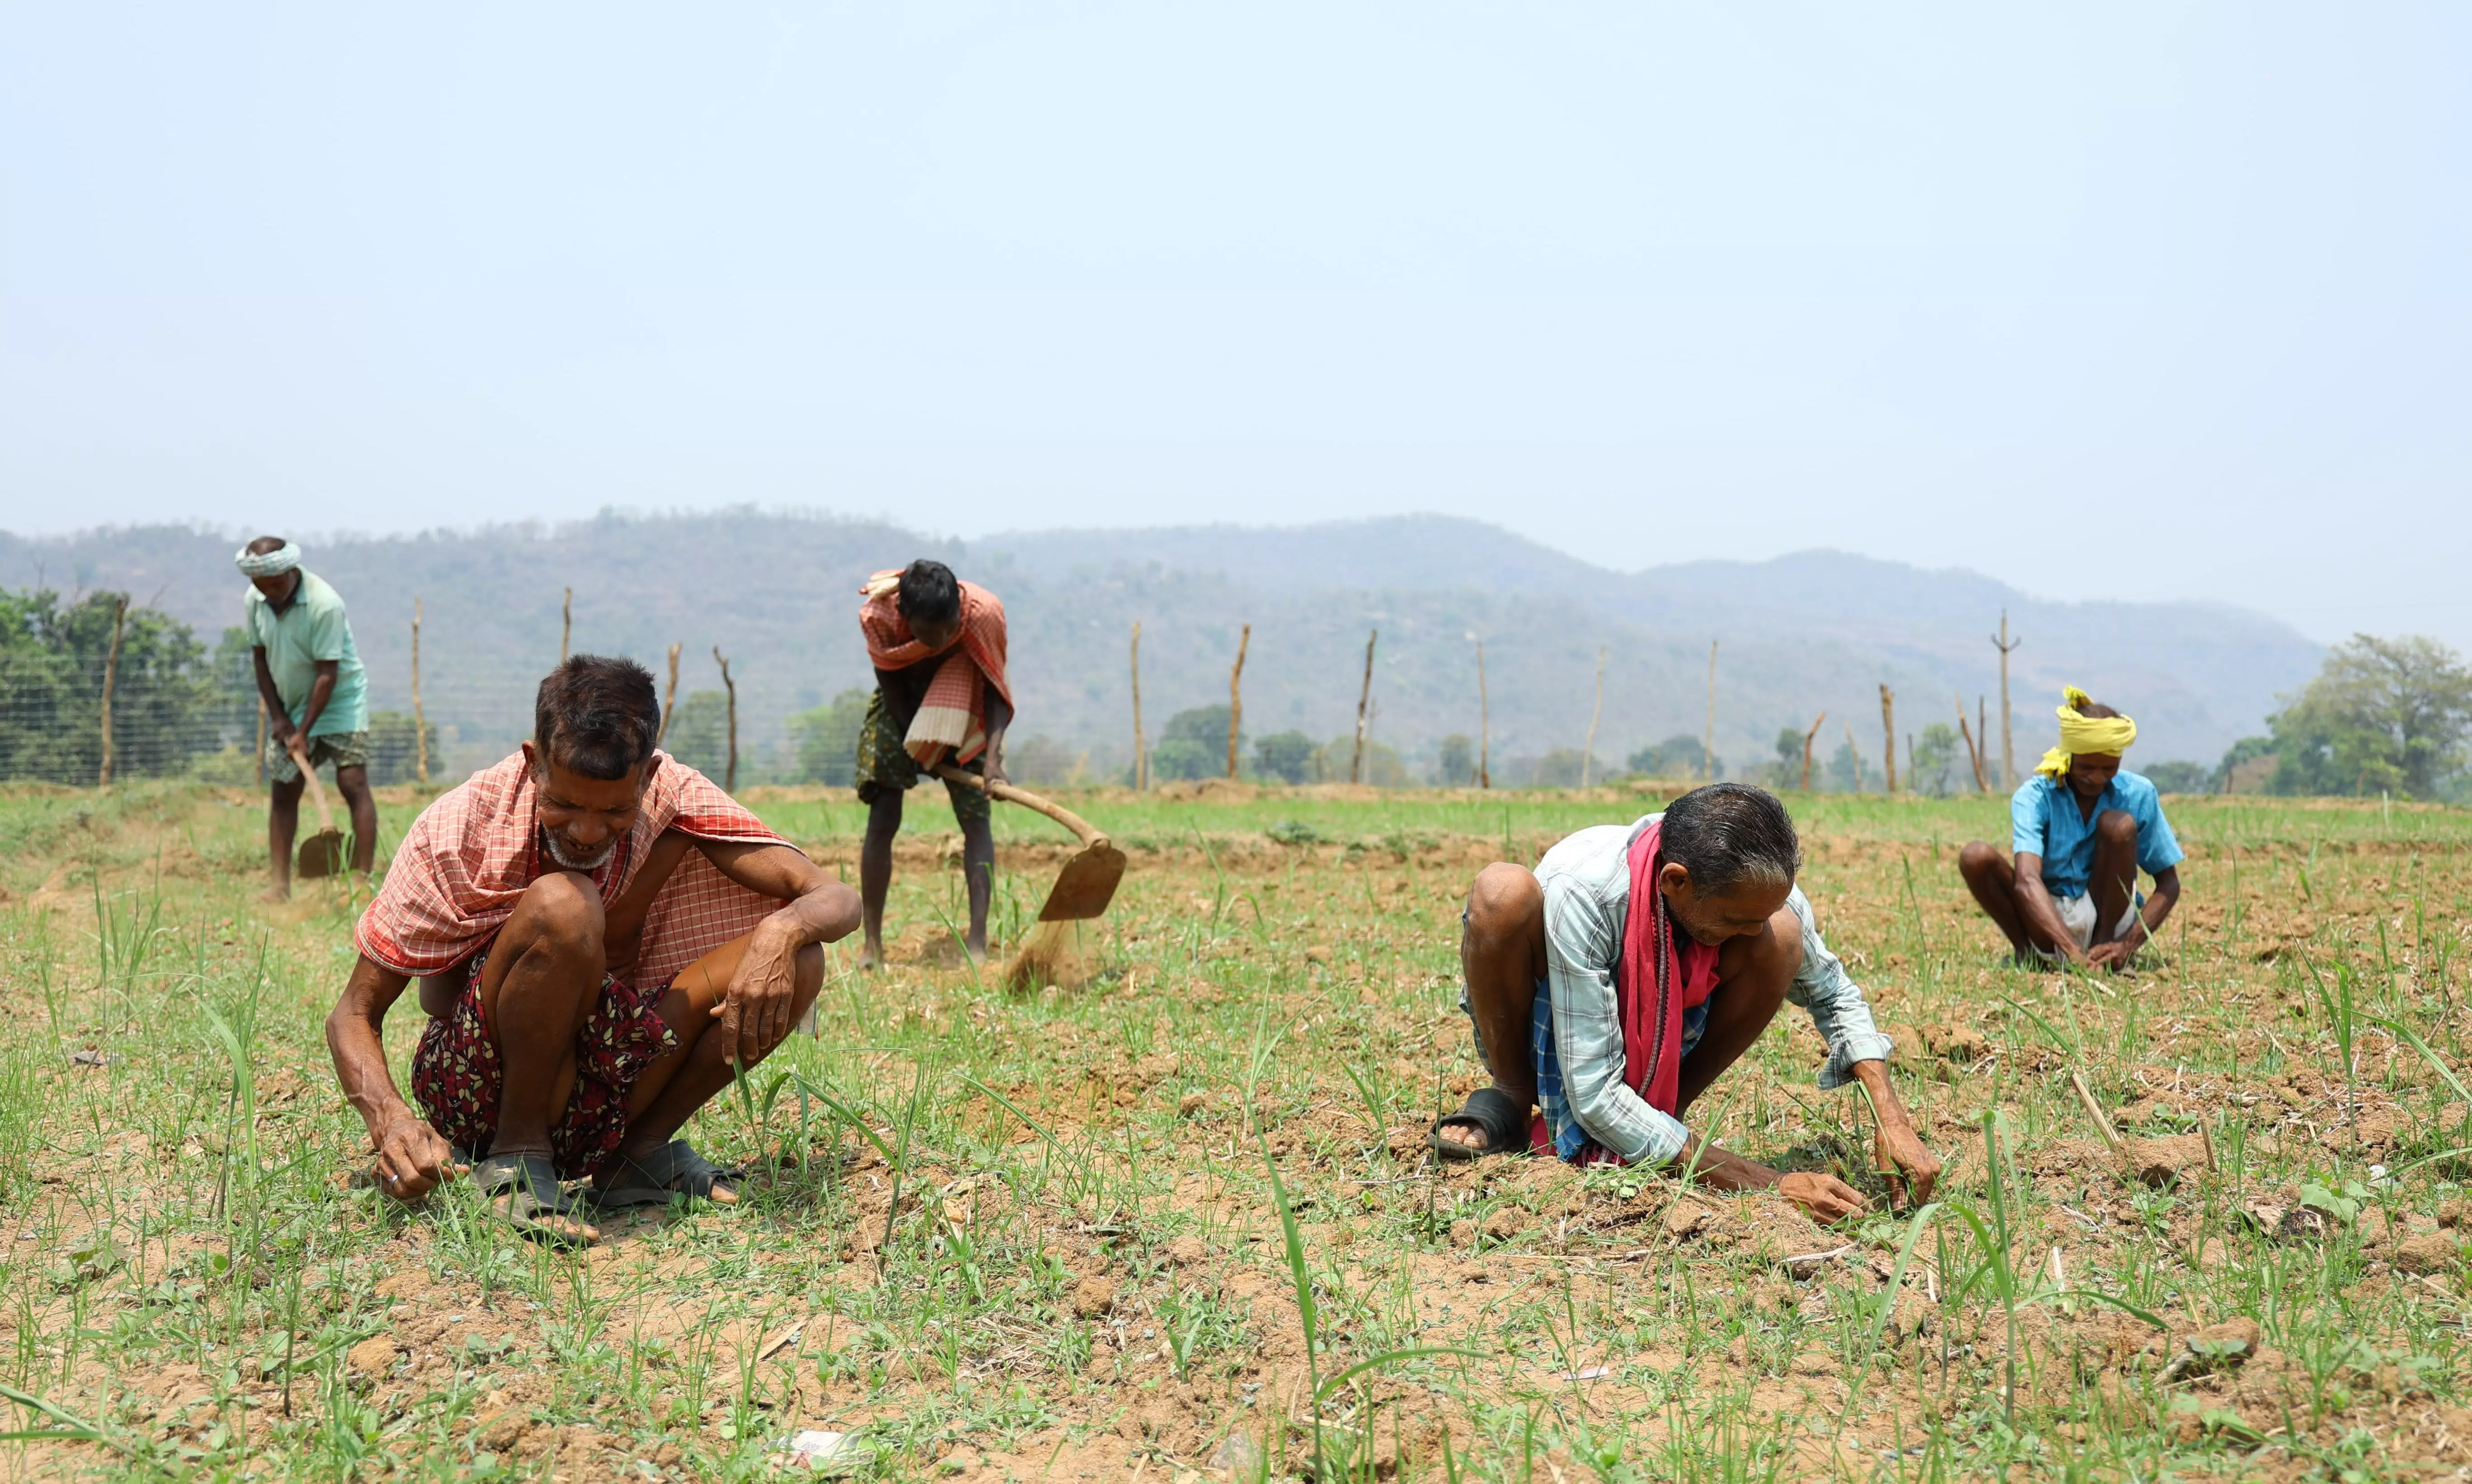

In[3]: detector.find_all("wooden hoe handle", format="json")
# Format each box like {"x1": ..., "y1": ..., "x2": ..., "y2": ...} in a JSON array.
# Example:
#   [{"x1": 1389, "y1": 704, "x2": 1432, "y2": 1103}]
[
  {"x1": 290, "y1": 736, "x2": 338, "y2": 832},
  {"x1": 932, "y1": 764, "x2": 1109, "y2": 850}
]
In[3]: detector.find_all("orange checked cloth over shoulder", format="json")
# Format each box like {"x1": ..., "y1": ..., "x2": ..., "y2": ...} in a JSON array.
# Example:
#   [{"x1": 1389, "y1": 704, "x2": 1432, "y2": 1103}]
[
  {"x1": 356, "y1": 752, "x2": 794, "y2": 990},
  {"x1": 858, "y1": 569, "x2": 1012, "y2": 765}
]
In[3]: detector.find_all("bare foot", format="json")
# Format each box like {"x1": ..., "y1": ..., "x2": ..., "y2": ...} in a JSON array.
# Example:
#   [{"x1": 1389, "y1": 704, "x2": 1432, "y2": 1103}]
[
  {"x1": 859, "y1": 940, "x2": 885, "y2": 971},
  {"x1": 1436, "y1": 1123, "x2": 1484, "y2": 1150},
  {"x1": 259, "y1": 884, "x2": 291, "y2": 904}
]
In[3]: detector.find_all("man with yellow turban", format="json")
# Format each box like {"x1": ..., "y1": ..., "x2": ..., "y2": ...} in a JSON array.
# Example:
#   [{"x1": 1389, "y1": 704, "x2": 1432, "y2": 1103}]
[{"x1": 1958, "y1": 688, "x2": 2183, "y2": 970}]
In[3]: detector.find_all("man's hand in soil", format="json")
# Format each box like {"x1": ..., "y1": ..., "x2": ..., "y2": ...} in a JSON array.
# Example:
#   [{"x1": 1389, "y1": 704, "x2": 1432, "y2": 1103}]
[
  {"x1": 1674, "y1": 1134, "x2": 1870, "y2": 1224},
  {"x1": 373, "y1": 1113, "x2": 461, "y2": 1203},
  {"x1": 1776, "y1": 1171, "x2": 1869, "y2": 1224},
  {"x1": 2085, "y1": 939, "x2": 2137, "y2": 972},
  {"x1": 721, "y1": 920, "x2": 806, "y2": 1065},
  {"x1": 1853, "y1": 1059, "x2": 1940, "y2": 1207}
]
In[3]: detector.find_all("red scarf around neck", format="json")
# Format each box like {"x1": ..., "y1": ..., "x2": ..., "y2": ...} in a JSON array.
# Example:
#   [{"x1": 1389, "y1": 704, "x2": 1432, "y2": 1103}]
[{"x1": 1618, "y1": 816, "x2": 1722, "y2": 1118}]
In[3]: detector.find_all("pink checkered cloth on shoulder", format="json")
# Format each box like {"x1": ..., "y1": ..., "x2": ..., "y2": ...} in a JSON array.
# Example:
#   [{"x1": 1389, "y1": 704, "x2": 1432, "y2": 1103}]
[
  {"x1": 356, "y1": 751, "x2": 793, "y2": 990},
  {"x1": 858, "y1": 570, "x2": 1011, "y2": 766}
]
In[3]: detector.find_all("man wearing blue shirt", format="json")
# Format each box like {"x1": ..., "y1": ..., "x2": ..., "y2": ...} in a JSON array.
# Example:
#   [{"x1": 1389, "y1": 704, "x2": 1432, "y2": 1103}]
[{"x1": 1959, "y1": 688, "x2": 2183, "y2": 971}]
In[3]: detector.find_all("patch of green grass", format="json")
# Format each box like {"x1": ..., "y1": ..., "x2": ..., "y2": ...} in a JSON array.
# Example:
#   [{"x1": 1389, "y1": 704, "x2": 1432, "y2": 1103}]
[{"x1": 3, "y1": 782, "x2": 2472, "y2": 1479}]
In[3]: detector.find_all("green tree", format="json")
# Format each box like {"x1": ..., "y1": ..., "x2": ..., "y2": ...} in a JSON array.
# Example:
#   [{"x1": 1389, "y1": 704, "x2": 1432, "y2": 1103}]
[
  {"x1": 787, "y1": 689, "x2": 873, "y2": 786},
  {"x1": 0, "y1": 588, "x2": 214, "y2": 783},
  {"x1": 1255, "y1": 729, "x2": 1317, "y2": 783},
  {"x1": 1434, "y1": 734, "x2": 1474, "y2": 786},
  {"x1": 1154, "y1": 705, "x2": 1234, "y2": 781},
  {"x1": 1910, "y1": 723, "x2": 1960, "y2": 797},
  {"x1": 2265, "y1": 634, "x2": 2472, "y2": 798},
  {"x1": 2212, "y1": 735, "x2": 2278, "y2": 793},
  {"x1": 1627, "y1": 734, "x2": 1716, "y2": 779}
]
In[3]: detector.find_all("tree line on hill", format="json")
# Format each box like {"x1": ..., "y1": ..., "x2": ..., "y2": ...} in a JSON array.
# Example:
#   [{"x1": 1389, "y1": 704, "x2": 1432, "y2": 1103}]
[{"x1": 7, "y1": 584, "x2": 2470, "y2": 803}]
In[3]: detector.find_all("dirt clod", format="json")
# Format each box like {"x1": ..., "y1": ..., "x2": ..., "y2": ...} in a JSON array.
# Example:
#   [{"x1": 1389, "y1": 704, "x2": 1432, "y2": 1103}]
[
  {"x1": 2121, "y1": 1134, "x2": 2208, "y2": 1189},
  {"x1": 1070, "y1": 1277, "x2": 1117, "y2": 1318},
  {"x1": 2396, "y1": 1233, "x2": 2463, "y2": 1275},
  {"x1": 345, "y1": 1337, "x2": 400, "y2": 1375}
]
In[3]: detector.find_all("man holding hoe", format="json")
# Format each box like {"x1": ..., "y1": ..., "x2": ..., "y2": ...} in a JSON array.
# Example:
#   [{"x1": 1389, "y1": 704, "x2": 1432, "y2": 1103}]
[
  {"x1": 1958, "y1": 687, "x2": 2183, "y2": 971},
  {"x1": 326, "y1": 656, "x2": 860, "y2": 1244},
  {"x1": 236, "y1": 537, "x2": 378, "y2": 897},
  {"x1": 1430, "y1": 783, "x2": 1941, "y2": 1224},
  {"x1": 854, "y1": 559, "x2": 1012, "y2": 968}
]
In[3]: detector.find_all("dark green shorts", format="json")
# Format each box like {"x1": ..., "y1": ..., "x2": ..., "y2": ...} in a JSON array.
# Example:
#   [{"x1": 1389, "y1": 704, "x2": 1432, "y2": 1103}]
[{"x1": 854, "y1": 693, "x2": 989, "y2": 824}]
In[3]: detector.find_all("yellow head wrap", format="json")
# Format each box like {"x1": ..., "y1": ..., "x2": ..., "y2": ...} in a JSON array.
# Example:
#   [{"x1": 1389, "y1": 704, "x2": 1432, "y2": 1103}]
[{"x1": 2034, "y1": 686, "x2": 2137, "y2": 778}]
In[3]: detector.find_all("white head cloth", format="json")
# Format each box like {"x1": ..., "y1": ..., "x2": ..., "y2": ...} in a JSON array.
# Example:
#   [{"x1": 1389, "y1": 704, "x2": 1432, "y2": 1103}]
[{"x1": 234, "y1": 541, "x2": 302, "y2": 578}]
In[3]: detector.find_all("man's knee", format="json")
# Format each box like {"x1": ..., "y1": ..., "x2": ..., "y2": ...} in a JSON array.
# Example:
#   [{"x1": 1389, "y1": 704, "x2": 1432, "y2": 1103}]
[
  {"x1": 2095, "y1": 810, "x2": 2138, "y2": 846},
  {"x1": 1465, "y1": 864, "x2": 1541, "y2": 937},
  {"x1": 794, "y1": 941, "x2": 825, "y2": 994},
  {"x1": 1742, "y1": 907, "x2": 1802, "y2": 999},
  {"x1": 1957, "y1": 840, "x2": 2002, "y2": 878},
  {"x1": 334, "y1": 766, "x2": 373, "y2": 800},
  {"x1": 516, "y1": 872, "x2": 605, "y2": 959}
]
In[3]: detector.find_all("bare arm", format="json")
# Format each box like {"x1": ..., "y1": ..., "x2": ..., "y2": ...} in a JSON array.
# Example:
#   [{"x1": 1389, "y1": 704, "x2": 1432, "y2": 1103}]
[
  {"x1": 2011, "y1": 851, "x2": 2087, "y2": 967},
  {"x1": 325, "y1": 954, "x2": 459, "y2": 1199},
  {"x1": 295, "y1": 659, "x2": 340, "y2": 742},
  {"x1": 1669, "y1": 1134, "x2": 1869, "y2": 1223},
  {"x1": 697, "y1": 839, "x2": 863, "y2": 1062},
  {"x1": 2091, "y1": 864, "x2": 2180, "y2": 968},
  {"x1": 252, "y1": 648, "x2": 292, "y2": 742}
]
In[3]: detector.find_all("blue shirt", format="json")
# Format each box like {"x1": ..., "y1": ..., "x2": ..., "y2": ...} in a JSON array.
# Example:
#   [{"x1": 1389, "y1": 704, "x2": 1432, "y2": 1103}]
[{"x1": 2010, "y1": 771, "x2": 2183, "y2": 899}]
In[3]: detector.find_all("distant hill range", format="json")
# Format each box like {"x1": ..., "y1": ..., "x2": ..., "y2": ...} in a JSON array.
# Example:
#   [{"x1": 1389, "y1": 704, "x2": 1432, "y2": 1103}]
[{"x1": 1, "y1": 511, "x2": 2320, "y2": 782}]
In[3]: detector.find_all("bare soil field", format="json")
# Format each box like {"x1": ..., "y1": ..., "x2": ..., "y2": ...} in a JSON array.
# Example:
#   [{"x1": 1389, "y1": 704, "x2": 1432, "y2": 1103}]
[{"x1": 4, "y1": 781, "x2": 2471, "y2": 1480}]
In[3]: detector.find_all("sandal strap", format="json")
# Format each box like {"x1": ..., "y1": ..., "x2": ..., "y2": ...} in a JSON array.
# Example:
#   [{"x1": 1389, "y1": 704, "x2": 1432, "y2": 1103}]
[
  {"x1": 616, "y1": 1140, "x2": 743, "y2": 1197},
  {"x1": 1433, "y1": 1087, "x2": 1528, "y2": 1157},
  {"x1": 473, "y1": 1151, "x2": 579, "y2": 1214}
]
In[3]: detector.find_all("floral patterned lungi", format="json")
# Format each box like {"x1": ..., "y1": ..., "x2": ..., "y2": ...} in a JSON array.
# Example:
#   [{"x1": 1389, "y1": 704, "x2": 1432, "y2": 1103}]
[{"x1": 409, "y1": 944, "x2": 679, "y2": 1180}]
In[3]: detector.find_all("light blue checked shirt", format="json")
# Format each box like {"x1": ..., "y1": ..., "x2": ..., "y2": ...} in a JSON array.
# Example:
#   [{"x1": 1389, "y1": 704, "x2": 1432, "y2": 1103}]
[{"x1": 1538, "y1": 816, "x2": 1897, "y2": 1167}]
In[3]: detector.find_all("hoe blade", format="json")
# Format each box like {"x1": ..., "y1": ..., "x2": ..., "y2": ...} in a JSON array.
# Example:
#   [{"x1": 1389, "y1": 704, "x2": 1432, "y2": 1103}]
[{"x1": 1036, "y1": 843, "x2": 1126, "y2": 922}]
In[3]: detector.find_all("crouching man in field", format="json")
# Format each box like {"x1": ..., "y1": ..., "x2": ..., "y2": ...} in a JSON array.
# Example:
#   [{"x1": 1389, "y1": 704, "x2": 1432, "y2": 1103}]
[
  {"x1": 326, "y1": 656, "x2": 861, "y2": 1244},
  {"x1": 1429, "y1": 783, "x2": 1940, "y2": 1223},
  {"x1": 1958, "y1": 687, "x2": 2183, "y2": 972}
]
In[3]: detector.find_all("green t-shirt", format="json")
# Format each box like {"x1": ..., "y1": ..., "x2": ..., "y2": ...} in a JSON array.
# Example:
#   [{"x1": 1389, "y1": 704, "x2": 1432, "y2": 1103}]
[{"x1": 244, "y1": 570, "x2": 368, "y2": 736}]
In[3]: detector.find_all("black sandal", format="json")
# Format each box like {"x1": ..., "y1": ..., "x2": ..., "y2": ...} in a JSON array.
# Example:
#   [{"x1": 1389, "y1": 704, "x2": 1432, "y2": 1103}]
[
  {"x1": 592, "y1": 1140, "x2": 745, "y2": 1210},
  {"x1": 1430, "y1": 1087, "x2": 1529, "y2": 1161},
  {"x1": 472, "y1": 1151, "x2": 599, "y2": 1247}
]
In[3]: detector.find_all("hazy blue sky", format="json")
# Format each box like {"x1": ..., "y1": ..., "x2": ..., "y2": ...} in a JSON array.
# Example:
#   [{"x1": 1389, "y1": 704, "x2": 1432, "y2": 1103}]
[{"x1": 4, "y1": 5, "x2": 2467, "y2": 650}]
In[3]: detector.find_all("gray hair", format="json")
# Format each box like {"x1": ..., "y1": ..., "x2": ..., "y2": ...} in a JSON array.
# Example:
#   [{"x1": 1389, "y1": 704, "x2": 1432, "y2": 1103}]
[{"x1": 1660, "y1": 783, "x2": 1802, "y2": 896}]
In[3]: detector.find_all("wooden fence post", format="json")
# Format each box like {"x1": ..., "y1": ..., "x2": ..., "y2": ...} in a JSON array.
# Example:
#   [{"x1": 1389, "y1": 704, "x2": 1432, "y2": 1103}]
[
  {"x1": 1476, "y1": 640, "x2": 1491, "y2": 789},
  {"x1": 1130, "y1": 622, "x2": 1145, "y2": 791},
  {"x1": 1703, "y1": 640, "x2": 1718, "y2": 783},
  {"x1": 712, "y1": 645, "x2": 737, "y2": 791},
  {"x1": 97, "y1": 597, "x2": 128, "y2": 786},
  {"x1": 1956, "y1": 692, "x2": 1988, "y2": 792},
  {"x1": 411, "y1": 598, "x2": 429, "y2": 785},
  {"x1": 1227, "y1": 623, "x2": 1250, "y2": 780},
  {"x1": 657, "y1": 643, "x2": 681, "y2": 747},
  {"x1": 1879, "y1": 684, "x2": 1898, "y2": 794},
  {"x1": 1581, "y1": 645, "x2": 1606, "y2": 788},
  {"x1": 1350, "y1": 629, "x2": 1378, "y2": 784},
  {"x1": 1801, "y1": 711, "x2": 1828, "y2": 792},
  {"x1": 1991, "y1": 612, "x2": 2020, "y2": 789},
  {"x1": 560, "y1": 588, "x2": 572, "y2": 664}
]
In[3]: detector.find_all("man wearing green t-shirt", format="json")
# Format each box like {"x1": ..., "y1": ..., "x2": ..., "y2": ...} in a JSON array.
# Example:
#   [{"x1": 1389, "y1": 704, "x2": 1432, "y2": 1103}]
[{"x1": 237, "y1": 537, "x2": 377, "y2": 897}]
